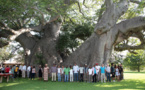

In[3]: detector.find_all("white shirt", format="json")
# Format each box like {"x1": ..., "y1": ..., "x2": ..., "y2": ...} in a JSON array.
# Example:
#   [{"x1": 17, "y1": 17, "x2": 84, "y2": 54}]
[
  {"x1": 70, "y1": 69, "x2": 73, "y2": 75},
  {"x1": 57, "y1": 68, "x2": 61, "y2": 73},
  {"x1": 73, "y1": 65, "x2": 79, "y2": 73},
  {"x1": 106, "y1": 66, "x2": 111, "y2": 73},
  {"x1": 95, "y1": 66, "x2": 100, "y2": 73},
  {"x1": 19, "y1": 65, "x2": 23, "y2": 70},
  {"x1": 61, "y1": 68, "x2": 64, "y2": 74},
  {"x1": 22, "y1": 65, "x2": 26, "y2": 71},
  {"x1": 88, "y1": 68, "x2": 92, "y2": 75},
  {"x1": 79, "y1": 67, "x2": 84, "y2": 74},
  {"x1": 27, "y1": 66, "x2": 31, "y2": 71}
]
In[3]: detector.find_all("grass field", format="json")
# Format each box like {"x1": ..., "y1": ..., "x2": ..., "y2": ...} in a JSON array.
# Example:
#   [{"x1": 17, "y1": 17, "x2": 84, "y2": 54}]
[{"x1": 0, "y1": 72, "x2": 145, "y2": 90}]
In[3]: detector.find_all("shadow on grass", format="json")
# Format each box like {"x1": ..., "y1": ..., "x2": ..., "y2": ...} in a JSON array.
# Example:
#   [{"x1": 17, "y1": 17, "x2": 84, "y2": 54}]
[
  {"x1": 0, "y1": 78, "x2": 145, "y2": 90},
  {"x1": 124, "y1": 72, "x2": 145, "y2": 74}
]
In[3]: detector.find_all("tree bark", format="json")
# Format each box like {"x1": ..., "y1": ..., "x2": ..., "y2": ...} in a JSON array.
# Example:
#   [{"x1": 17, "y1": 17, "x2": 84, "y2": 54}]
[{"x1": 15, "y1": 22, "x2": 62, "y2": 66}]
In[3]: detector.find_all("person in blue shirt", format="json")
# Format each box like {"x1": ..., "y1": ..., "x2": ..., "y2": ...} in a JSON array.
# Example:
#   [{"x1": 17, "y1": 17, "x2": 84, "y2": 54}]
[
  {"x1": 92, "y1": 65, "x2": 97, "y2": 83},
  {"x1": 100, "y1": 64, "x2": 106, "y2": 83}
]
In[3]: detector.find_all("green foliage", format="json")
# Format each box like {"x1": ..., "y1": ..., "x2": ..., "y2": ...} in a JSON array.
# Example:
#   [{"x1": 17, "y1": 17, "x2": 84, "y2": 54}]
[
  {"x1": 0, "y1": 45, "x2": 14, "y2": 61},
  {"x1": 124, "y1": 50, "x2": 145, "y2": 72},
  {"x1": 56, "y1": 22, "x2": 94, "y2": 54}
]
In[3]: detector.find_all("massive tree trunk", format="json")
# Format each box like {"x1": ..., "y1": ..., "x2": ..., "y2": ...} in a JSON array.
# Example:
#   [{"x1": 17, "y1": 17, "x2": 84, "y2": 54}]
[
  {"x1": 64, "y1": 32, "x2": 113, "y2": 66},
  {"x1": 64, "y1": 0, "x2": 145, "y2": 66},
  {"x1": 16, "y1": 22, "x2": 62, "y2": 66}
]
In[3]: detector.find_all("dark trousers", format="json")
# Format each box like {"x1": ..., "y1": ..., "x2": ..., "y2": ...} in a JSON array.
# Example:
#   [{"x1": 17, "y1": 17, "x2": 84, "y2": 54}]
[
  {"x1": 93, "y1": 74, "x2": 96, "y2": 82},
  {"x1": 31, "y1": 73, "x2": 35, "y2": 80},
  {"x1": 14, "y1": 72, "x2": 17, "y2": 78},
  {"x1": 106, "y1": 72, "x2": 111, "y2": 82},
  {"x1": 19, "y1": 70, "x2": 22, "y2": 77},
  {"x1": 80, "y1": 74, "x2": 84, "y2": 82}
]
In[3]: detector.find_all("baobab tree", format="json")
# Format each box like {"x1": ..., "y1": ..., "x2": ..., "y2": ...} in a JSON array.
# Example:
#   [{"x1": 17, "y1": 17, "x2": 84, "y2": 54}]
[{"x1": 0, "y1": 0, "x2": 145, "y2": 66}]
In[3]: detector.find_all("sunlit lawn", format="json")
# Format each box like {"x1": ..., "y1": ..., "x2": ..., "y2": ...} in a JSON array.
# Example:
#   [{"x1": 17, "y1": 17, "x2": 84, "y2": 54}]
[{"x1": 0, "y1": 72, "x2": 145, "y2": 90}]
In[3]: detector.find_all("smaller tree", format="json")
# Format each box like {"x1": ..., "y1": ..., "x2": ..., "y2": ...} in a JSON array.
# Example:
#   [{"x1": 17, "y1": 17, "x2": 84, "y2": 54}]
[{"x1": 124, "y1": 50, "x2": 145, "y2": 72}]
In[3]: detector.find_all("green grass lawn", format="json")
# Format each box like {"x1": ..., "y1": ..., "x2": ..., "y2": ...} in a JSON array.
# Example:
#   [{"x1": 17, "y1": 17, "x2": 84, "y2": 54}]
[{"x1": 0, "y1": 72, "x2": 145, "y2": 90}]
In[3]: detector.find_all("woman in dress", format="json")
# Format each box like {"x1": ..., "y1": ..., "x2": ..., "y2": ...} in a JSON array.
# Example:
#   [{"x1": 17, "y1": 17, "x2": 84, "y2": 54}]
[
  {"x1": 43, "y1": 64, "x2": 49, "y2": 81},
  {"x1": 115, "y1": 65, "x2": 120, "y2": 81},
  {"x1": 31, "y1": 66, "x2": 36, "y2": 80},
  {"x1": 38, "y1": 65, "x2": 43, "y2": 80}
]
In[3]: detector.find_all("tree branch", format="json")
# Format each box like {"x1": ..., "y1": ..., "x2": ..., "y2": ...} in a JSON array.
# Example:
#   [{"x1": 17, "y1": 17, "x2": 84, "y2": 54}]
[
  {"x1": 31, "y1": 7, "x2": 45, "y2": 25},
  {"x1": 130, "y1": 0, "x2": 145, "y2": 5},
  {"x1": 115, "y1": 44, "x2": 144, "y2": 51},
  {"x1": 77, "y1": 2, "x2": 85, "y2": 17},
  {"x1": 115, "y1": 16, "x2": 145, "y2": 34},
  {"x1": 95, "y1": 0, "x2": 129, "y2": 34},
  {"x1": 82, "y1": 0, "x2": 88, "y2": 8}
]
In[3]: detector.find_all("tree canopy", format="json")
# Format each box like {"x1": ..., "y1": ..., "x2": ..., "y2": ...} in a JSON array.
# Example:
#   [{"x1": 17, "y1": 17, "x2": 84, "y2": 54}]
[{"x1": 124, "y1": 50, "x2": 145, "y2": 72}]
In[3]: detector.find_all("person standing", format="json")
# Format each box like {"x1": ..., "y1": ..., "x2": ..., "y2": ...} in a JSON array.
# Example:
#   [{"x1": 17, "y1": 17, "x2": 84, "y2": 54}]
[
  {"x1": 111, "y1": 63, "x2": 115, "y2": 82},
  {"x1": 30, "y1": 66, "x2": 33, "y2": 79},
  {"x1": 64, "y1": 65, "x2": 70, "y2": 82},
  {"x1": 27, "y1": 66, "x2": 31, "y2": 78},
  {"x1": 79, "y1": 65, "x2": 84, "y2": 82},
  {"x1": 51, "y1": 64, "x2": 57, "y2": 82},
  {"x1": 115, "y1": 65, "x2": 120, "y2": 81},
  {"x1": 106, "y1": 64, "x2": 111, "y2": 82},
  {"x1": 119, "y1": 64, "x2": 123, "y2": 80},
  {"x1": 57, "y1": 65, "x2": 62, "y2": 82},
  {"x1": 100, "y1": 64, "x2": 106, "y2": 83},
  {"x1": 88, "y1": 66, "x2": 92, "y2": 83},
  {"x1": 84, "y1": 64, "x2": 88, "y2": 82},
  {"x1": 14, "y1": 65, "x2": 19, "y2": 78},
  {"x1": 9, "y1": 66, "x2": 14, "y2": 81},
  {"x1": 19, "y1": 64, "x2": 23, "y2": 77},
  {"x1": 31, "y1": 66, "x2": 36, "y2": 80},
  {"x1": 61, "y1": 65, "x2": 65, "y2": 82},
  {"x1": 1, "y1": 65, "x2": 5, "y2": 73},
  {"x1": 43, "y1": 64, "x2": 49, "y2": 81},
  {"x1": 38, "y1": 65, "x2": 43, "y2": 80},
  {"x1": 95, "y1": 63, "x2": 100, "y2": 82},
  {"x1": 70, "y1": 66, "x2": 73, "y2": 82},
  {"x1": 92, "y1": 65, "x2": 97, "y2": 83},
  {"x1": 22, "y1": 64, "x2": 26, "y2": 78},
  {"x1": 73, "y1": 63, "x2": 79, "y2": 82},
  {"x1": 5, "y1": 66, "x2": 10, "y2": 73}
]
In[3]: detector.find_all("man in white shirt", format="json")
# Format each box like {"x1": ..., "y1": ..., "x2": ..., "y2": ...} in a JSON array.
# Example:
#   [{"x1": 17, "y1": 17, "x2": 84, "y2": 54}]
[
  {"x1": 88, "y1": 66, "x2": 92, "y2": 83},
  {"x1": 79, "y1": 65, "x2": 84, "y2": 82},
  {"x1": 95, "y1": 63, "x2": 100, "y2": 82},
  {"x1": 27, "y1": 66, "x2": 31, "y2": 78},
  {"x1": 106, "y1": 64, "x2": 111, "y2": 82},
  {"x1": 22, "y1": 64, "x2": 26, "y2": 78},
  {"x1": 73, "y1": 63, "x2": 79, "y2": 82},
  {"x1": 57, "y1": 65, "x2": 62, "y2": 82}
]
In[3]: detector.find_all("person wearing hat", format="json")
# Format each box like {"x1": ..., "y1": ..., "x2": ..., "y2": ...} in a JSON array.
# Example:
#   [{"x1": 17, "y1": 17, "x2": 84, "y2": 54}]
[
  {"x1": 95, "y1": 63, "x2": 100, "y2": 82},
  {"x1": 84, "y1": 64, "x2": 88, "y2": 82}
]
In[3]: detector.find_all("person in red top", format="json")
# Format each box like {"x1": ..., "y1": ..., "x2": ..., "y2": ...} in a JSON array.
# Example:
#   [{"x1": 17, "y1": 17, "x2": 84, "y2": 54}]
[{"x1": 5, "y1": 66, "x2": 10, "y2": 73}]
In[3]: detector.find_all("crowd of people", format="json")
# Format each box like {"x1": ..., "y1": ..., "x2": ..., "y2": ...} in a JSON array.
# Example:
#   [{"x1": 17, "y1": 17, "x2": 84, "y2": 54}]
[{"x1": 0, "y1": 63, "x2": 123, "y2": 83}]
